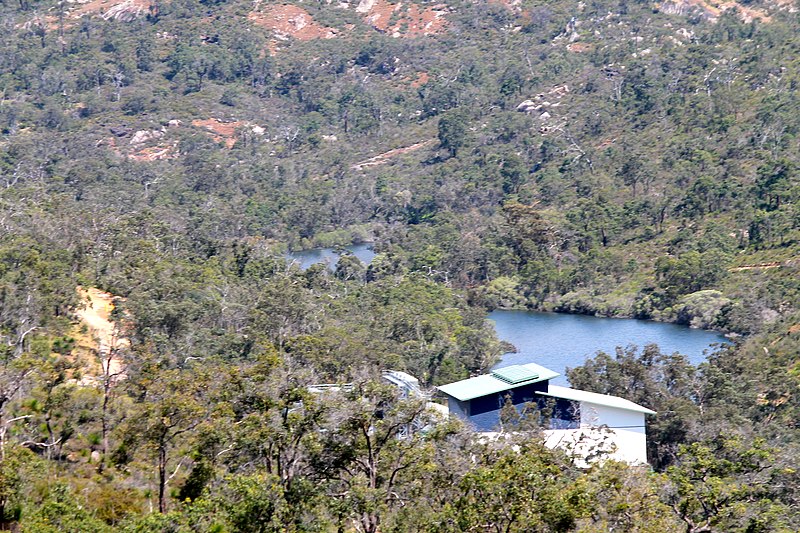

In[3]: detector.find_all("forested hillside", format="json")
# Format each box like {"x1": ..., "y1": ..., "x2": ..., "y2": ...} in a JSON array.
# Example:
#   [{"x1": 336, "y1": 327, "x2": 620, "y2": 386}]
[{"x1": 2, "y1": 0, "x2": 800, "y2": 528}]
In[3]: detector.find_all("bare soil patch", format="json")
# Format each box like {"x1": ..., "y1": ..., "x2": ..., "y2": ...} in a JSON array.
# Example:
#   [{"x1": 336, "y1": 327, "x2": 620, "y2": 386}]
[
  {"x1": 729, "y1": 262, "x2": 781, "y2": 271},
  {"x1": 248, "y1": 3, "x2": 339, "y2": 40},
  {"x1": 75, "y1": 287, "x2": 129, "y2": 378}
]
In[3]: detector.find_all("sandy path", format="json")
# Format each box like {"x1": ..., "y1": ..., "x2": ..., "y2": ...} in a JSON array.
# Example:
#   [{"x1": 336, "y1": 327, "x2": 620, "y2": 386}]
[{"x1": 75, "y1": 287, "x2": 129, "y2": 378}]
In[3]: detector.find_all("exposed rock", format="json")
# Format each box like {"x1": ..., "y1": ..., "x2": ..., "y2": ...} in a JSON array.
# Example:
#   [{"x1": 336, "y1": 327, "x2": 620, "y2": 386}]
[
  {"x1": 109, "y1": 125, "x2": 131, "y2": 137},
  {"x1": 129, "y1": 143, "x2": 178, "y2": 162},
  {"x1": 487, "y1": 0, "x2": 522, "y2": 10},
  {"x1": 357, "y1": 0, "x2": 449, "y2": 37},
  {"x1": 130, "y1": 129, "x2": 164, "y2": 145},
  {"x1": 68, "y1": 0, "x2": 153, "y2": 25},
  {"x1": 101, "y1": 0, "x2": 149, "y2": 22},
  {"x1": 516, "y1": 85, "x2": 570, "y2": 114},
  {"x1": 774, "y1": 0, "x2": 798, "y2": 12},
  {"x1": 516, "y1": 100, "x2": 540, "y2": 113},
  {"x1": 252, "y1": 0, "x2": 448, "y2": 49},
  {"x1": 356, "y1": 0, "x2": 378, "y2": 13},
  {"x1": 550, "y1": 85, "x2": 570, "y2": 98}
]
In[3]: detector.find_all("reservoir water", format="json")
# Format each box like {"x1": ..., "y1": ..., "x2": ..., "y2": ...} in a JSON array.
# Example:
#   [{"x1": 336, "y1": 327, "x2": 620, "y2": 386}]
[
  {"x1": 286, "y1": 247, "x2": 728, "y2": 386},
  {"x1": 489, "y1": 309, "x2": 728, "y2": 385},
  {"x1": 286, "y1": 244, "x2": 376, "y2": 270}
]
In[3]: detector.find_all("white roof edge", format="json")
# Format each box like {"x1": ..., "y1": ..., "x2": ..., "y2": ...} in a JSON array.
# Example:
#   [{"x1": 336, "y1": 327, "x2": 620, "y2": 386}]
[{"x1": 540, "y1": 385, "x2": 656, "y2": 415}]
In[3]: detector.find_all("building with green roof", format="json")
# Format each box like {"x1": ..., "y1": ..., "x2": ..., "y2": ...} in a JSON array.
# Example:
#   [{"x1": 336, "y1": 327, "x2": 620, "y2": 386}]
[{"x1": 437, "y1": 362, "x2": 656, "y2": 464}]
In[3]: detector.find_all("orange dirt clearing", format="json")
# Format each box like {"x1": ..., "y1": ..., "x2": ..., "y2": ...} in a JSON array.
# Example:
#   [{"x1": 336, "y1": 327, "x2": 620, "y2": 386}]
[
  {"x1": 248, "y1": 3, "x2": 339, "y2": 41},
  {"x1": 410, "y1": 72, "x2": 430, "y2": 88},
  {"x1": 129, "y1": 144, "x2": 178, "y2": 162},
  {"x1": 192, "y1": 118, "x2": 244, "y2": 148},
  {"x1": 567, "y1": 42, "x2": 592, "y2": 53}
]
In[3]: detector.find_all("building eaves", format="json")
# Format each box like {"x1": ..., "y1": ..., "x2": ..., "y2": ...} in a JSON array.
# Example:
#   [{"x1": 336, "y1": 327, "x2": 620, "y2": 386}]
[{"x1": 538, "y1": 385, "x2": 656, "y2": 415}]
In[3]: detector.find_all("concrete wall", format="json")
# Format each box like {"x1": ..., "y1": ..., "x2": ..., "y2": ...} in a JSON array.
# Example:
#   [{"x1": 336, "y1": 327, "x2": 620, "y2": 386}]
[{"x1": 447, "y1": 397, "x2": 469, "y2": 419}]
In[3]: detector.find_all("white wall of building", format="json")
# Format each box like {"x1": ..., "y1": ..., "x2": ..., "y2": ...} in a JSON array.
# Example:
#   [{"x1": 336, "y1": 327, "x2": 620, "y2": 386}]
[
  {"x1": 542, "y1": 401, "x2": 649, "y2": 465},
  {"x1": 580, "y1": 401, "x2": 644, "y2": 430}
]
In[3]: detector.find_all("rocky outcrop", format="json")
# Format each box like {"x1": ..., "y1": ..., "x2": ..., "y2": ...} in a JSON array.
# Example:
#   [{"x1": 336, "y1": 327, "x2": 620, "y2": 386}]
[
  {"x1": 656, "y1": 0, "x2": 771, "y2": 23},
  {"x1": 516, "y1": 85, "x2": 570, "y2": 115},
  {"x1": 356, "y1": 0, "x2": 449, "y2": 37}
]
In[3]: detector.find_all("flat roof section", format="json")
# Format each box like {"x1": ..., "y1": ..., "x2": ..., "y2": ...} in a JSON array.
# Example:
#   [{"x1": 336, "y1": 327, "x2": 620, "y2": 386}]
[{"x1": 437, "y1": 363, "x2": 560, "y2": 402}]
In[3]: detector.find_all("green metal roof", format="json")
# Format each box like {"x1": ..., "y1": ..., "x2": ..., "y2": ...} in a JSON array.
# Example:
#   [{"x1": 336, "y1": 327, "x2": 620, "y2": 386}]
[{"x1": 437, "y1": 363, "x2": 559, "y2": 402}]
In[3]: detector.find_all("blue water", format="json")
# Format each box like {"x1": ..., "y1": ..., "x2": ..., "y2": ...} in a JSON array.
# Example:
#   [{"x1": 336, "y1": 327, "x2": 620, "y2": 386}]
[
  {"x1": 286, "y1": 243, "x2": 376, "y2": 270},
  {"x1": 489, "y1": 309, "x2": 728, "y2": 385}
]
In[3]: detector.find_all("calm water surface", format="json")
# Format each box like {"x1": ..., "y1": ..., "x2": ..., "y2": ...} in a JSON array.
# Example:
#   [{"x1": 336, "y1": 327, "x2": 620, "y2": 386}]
[
  {"x1": 287, "y1": 244, "x2": 376, "y2": 270},
  {"x1": 489, "y1": 309, "x2": 728, "y2": 385},
  {"x1": 285, "y1": 248, "x2": 727, "y2": 385}
]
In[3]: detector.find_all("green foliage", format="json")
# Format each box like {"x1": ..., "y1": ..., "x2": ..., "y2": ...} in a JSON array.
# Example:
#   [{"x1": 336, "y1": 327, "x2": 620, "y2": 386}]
[
  {"x1": 440, "y1": 441, "x2": 592, "y2": 532},
  {"x1": 655, "y1": 250, "x2": 729, "y2": 304},
  {"x1": 217, "y1": 474, "x2": 291, "y2": 533},
  {"x1": 437, "y1": 108, "x2": 469, "y2": 157},
  {"x1": 672, "y1": 290, "x2": 731, "y2": 329},
  {"x1": 3, "y1": 0, "x2": 800, "y2": 527},
  {"x1": 663, "y1": 436, "x2": 790, "y2": 533},
  {"x1": 21, "y1": 483, "x2": 111, "y2": 533}
]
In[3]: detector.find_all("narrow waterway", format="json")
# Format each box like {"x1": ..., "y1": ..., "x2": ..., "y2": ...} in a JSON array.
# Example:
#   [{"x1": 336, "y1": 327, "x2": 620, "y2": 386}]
[{"x1": 490, "y1": 309, "x2": 728, "y2": 384}]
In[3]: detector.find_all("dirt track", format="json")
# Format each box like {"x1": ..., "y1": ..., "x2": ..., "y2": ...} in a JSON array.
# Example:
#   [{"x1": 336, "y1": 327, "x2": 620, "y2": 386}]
[
  {"x1": 351, "y1": 139, "x2": 436, "y2": 170},
  {"x1": 75, "y1": 287, "x2": 129, "y2": 377}
]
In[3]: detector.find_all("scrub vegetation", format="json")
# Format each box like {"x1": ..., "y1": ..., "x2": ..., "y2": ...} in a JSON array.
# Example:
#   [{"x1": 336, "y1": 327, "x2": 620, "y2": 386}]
[{"x1": 2, "y1": 0, "x2": 800, "y2": 528}]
